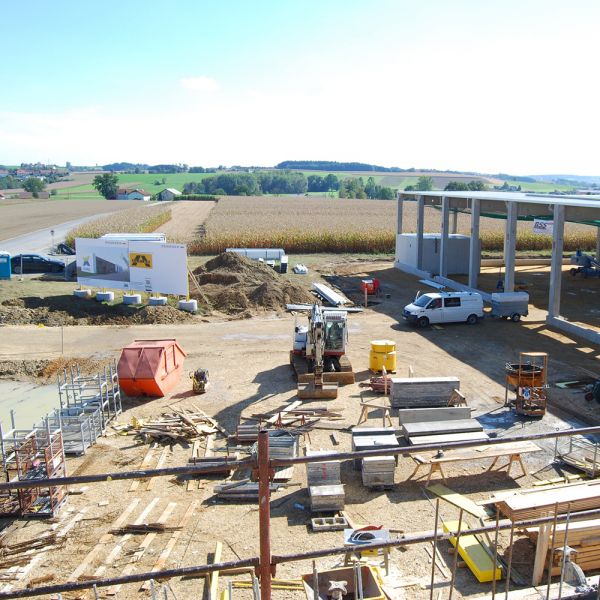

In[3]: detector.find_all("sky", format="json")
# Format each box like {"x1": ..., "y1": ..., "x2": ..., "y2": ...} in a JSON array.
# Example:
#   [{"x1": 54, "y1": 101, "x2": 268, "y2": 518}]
[{"x1": 1, "y1": 0, "x2": 599, "y2": 175}]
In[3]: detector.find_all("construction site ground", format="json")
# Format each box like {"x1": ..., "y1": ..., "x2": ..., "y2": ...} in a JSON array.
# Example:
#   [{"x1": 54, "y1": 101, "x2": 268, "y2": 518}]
[{"x1": 1, "y1": 257, "x2": 600, "y2": 599}]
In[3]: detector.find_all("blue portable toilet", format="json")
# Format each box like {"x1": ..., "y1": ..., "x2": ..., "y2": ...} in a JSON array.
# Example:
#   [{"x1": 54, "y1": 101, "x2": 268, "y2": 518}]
[{"x1": 0, "y1": 251, "x2": 11, "y2": 280}]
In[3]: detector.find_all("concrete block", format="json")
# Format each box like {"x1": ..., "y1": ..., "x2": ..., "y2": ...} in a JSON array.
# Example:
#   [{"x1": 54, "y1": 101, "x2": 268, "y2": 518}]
[
  {"x1": 73, "y1": 289, "x2": 92, "y2": 299},
  {"x1": 178, "y1": 299, "x2": 198, "y2": 313},
  {"x1": 95, "y1": 291, "x2": 114, "y2": 302},
  {"x1": 123, "y1": 294, "x2": 142, "y2": 305},
  {"x1": 149, "y1": 296, "x2": 168, "y2": 306},
  {"x1": 399, "y1": 406, "x2": 471, "y2": 424}
]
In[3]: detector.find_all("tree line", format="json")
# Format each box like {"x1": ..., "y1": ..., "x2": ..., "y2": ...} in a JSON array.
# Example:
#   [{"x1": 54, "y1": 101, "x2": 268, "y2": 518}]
[{"x1": 183, "y1": 171, "x2": 395, "y2": 199}]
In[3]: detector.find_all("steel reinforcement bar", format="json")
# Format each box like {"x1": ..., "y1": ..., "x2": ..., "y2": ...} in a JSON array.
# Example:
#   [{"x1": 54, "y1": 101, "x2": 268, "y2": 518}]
[{"x1": 3, "y1": 508, "x2": 600, "y2": 599}]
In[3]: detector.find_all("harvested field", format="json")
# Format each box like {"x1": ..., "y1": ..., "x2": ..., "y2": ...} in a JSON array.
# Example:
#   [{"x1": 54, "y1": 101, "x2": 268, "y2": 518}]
[
  {"x1": 190, "y1": 196, "x2": 597, "y2": 254},
  {"x1": 66, "y1": 203, "x2": 172, "y2": 247},
  {"x1": 191, "y1": 251, "x2": 315, "y2": 314},
  {"x1": 156, "y1": 200, "x2": 216, "y2": 243},
  {"x1": 0, "y1": 198, "x2": 143, "y2": 242}
]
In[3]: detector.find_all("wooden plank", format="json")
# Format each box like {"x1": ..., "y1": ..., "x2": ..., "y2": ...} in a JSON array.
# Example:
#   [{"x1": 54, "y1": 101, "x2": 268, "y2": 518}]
[
  {"x1": 209, "y1": 541, "x2": 223, "y2": 600},
  {"x1": 398, "y1": 407, "x2": 471, "y2": 424},
  {"x1": 443, "y1": 520, "x2": 502, "y2": 583},
  {"x1": 532, "y1": 521, "x2": 550, "y2": 585},
  {"x1": 0, "y1": 507, "x2": 88, "y2": 593},
  {"x1": 427, "y1": 484, "x2": 488, "y2": 519},
  {"x1": 130, "y1": 444, "x2": 157, "y2": 492},
  {"x1": 140, "y1": 500, "x2": 199, "y2": 590},
  {"x1": 403, "y1": 419, "x2": 483, "y2": 438},
  {"x1": 146, "y1": 446, "x2": 169, "y2": 491},
  {"x1": 412, "y1": 441, "x2": 541, "y2": 465},
  {"x1": 68, "y1": 498, "x2": 140, "y2": 582},
  {"x1": 93, "y1": 497, "x2": 160, "y2": 578},
  {"x1": 105, "y1": 502, "x2": 177, "y2": 595},
  {"x1": 266, "y1": 401, "x2": 302, "y2": 424}
]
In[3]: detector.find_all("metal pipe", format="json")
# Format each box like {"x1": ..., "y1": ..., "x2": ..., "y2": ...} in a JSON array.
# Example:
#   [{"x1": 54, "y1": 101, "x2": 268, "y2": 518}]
[
  {"x1": 258, "y1": 430, "x2": 272, "y2": 600},
  {"x1": 4, "y1": 426, "x2": 600, "y2": 492},
  {"x1": 448, "y1": 509, "x2": 463, "y2": 600},
  {"x1": 504, "y1": 520, "x2": 516, "y2": 599},
  {"x1": 0, "y1": 457, "x2": 252, "y2": 491},
  {"x1": 269, "y1": 426, "x2": 600, "y2": 467},
  {"x1": 429, "y1": 498, "x2": 440, "y2": 600},
  {"x1": 0, "y1": 558, "x2": 259, "y2": 599},
  {"x1": 5, "y1": 509, "x2": 600, "y2": 600},
  {"x1": 491, "y1": 510, "x2": 500, "y2": 600},
  {"x1": 356, "y1": 562, "x2": 364, "y2": 600},
  {"x1": 545, "y1": 503, "x2": 559, "y2": 600},
  {"x1": 558, "y1": 505, "x2": 572, "y2": 598}
]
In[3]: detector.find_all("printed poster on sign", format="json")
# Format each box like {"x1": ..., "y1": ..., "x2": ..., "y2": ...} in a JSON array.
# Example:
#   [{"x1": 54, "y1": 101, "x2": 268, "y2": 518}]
[
  {"x1": 76, "y1": 238, "x2": 188, "y2": 295},
  {"x1": 532, "y1": 219, "x2": 553, "y2": 235}
]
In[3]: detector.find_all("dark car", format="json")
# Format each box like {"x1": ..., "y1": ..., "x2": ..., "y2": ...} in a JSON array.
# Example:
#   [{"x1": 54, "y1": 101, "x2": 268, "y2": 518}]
[{"x1": 10, "y1": 254, "x2": 65, "y2": 274}]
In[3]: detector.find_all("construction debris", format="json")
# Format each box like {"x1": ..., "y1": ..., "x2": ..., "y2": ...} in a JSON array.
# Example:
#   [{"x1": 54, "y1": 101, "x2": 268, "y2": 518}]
[{"x1": 112, "y1": 408, "x2": 218, "y2": 444}]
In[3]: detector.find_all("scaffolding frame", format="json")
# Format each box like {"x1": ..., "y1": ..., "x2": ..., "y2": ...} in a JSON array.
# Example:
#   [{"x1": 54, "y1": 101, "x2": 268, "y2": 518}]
[
  {"x1": 57, "y1": 360, "x2": 121, "y2": 432},
  {"x1": 0, "y1": 412, "x2": 67, "y2": 518}
]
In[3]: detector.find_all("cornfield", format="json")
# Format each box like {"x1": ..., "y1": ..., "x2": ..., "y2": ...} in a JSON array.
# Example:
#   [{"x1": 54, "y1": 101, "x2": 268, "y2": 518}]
[
  {"x1": 66, "y1": 204, "x2": 172, "y2": 247},
  {"x1": 188, "y1": 196, "x2": 597, "y2": 255}
]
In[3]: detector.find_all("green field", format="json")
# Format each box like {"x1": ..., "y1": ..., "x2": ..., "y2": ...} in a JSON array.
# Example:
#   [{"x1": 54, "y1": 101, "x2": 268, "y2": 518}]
[{"x1": 47, "y1": 169, "x2": 578, "y2": 200}]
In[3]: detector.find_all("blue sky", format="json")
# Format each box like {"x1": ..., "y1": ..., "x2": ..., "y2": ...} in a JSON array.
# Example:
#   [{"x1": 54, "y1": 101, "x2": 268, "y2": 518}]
[{"x1": 1, "y1": 0, "x2": 599, "y2": 174}]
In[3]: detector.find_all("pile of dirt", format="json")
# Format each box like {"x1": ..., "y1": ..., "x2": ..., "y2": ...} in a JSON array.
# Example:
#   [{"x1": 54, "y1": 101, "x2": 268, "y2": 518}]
[
  {"x1": 0, "y1": 296, "x2": 195, "y2": 327},
  {"x1": 0, "y1": 357, "x2": 114, "y2": 382},
  {"x1": 191, "y1": 252, "x2": 315, "y2": 314}
]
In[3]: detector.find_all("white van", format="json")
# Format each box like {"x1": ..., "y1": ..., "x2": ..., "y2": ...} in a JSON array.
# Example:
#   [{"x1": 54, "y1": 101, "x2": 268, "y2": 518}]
[{"x1": 403, "y1": 291, "x2": 484, "y2": 328}]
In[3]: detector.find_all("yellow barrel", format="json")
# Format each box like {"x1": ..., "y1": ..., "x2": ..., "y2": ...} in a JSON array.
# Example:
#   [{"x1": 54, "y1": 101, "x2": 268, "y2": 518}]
[{"x1": 369, "y1": 340, "x2": 397, "y2": 372}]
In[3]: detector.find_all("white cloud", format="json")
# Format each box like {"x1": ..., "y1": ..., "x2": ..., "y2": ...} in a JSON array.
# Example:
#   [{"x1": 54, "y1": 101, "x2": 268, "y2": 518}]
[{"x1": 180, "y1": 76, "x2": 220, "y2": 92}]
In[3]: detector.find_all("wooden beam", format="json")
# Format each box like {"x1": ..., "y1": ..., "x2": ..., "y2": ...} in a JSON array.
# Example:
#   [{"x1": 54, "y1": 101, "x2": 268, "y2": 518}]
[{"x1": 209, "y1": 541, "x2": 223, "y2": 600}]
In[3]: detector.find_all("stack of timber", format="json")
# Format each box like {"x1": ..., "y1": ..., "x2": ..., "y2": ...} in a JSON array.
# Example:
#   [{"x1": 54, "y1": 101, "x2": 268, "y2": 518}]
[
  {"x1": 113, "y1": 408, "x2": 218, "y2": 444},
  {"x1": 361, "y1": 456, "x2": 395, "y2": 488},
  {"x1": 527, "y1": 518, "x2": 600, "y2": 575},
  {"x1": 495, "y1": 481, "x2": 600, "y2": 521},
  {"x1": 399, "y1": 406, "x2": 486, "y2": 445},
  {"x1": 390, "y1": 376, "x2": 460, "y2": 408},
  {"x1": 306, "y1": 449, "x2": 345, "y2": 511},
  {"x1": 309, "y1": 484, "x2": 345, "y2": 511}
]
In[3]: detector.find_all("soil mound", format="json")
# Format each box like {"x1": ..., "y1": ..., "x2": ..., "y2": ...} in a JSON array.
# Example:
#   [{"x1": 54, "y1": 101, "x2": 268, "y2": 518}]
[
  {"x1": 191, "y1": 252, "x2": 316, "y2": 315},
  {"x1": 0, "y1": 296, "x2": 195, "y2": 327}
]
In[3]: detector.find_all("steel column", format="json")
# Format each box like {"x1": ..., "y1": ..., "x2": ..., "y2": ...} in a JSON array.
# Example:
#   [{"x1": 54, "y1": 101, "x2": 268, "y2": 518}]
[
  {"x1": 439, "y1": 196, "x2": 450, "y2": 277},
  {"x1": 548, "y1": 204, "x2": 565, "y2": 319},
  {"x1": 468, "y1": 198, "x2": 481, "y2": 288},
  {"x1": 416, "y1": 195, "x2": 425, "y2": 270},
  {"x1": 397, "y1": 198, "x2": 403, "y2": 235},
  {"x1": 504, "y1": 202, "x2": 518, "y2": 292},
  {"x1": 258, "y1": 429, "x2": 272, "y2": 600}
]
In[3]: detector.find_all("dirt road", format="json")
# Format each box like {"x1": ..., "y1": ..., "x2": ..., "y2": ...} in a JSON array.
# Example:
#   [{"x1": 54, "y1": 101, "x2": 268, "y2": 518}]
[{"x1": 157, "y1": 200, "x2": 216, "y2": 243}]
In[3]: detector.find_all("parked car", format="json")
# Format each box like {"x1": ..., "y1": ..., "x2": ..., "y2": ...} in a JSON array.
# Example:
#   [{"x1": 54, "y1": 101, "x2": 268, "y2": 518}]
[
  {"x1": 56, "y1": 243, "x2": 75, "y2": 255},
  {"x1": 403, "y1": 291, "x2": 484, "y2": 328},
  {"x1": 10, "y1": 254, "x2": 65, "y2": 274}
]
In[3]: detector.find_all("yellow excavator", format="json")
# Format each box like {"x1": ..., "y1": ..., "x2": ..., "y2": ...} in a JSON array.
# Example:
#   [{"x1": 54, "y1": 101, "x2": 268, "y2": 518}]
[{"x1": 290, "y1": 304, "x2": 354, "y2": 399}]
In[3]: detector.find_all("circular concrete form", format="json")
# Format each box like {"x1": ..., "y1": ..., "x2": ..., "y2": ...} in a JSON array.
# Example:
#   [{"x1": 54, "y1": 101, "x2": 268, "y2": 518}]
[
  {"x1": 123, "y1": 294, "x2": 142, "y2": 305},
  {"x1": 178, "y1": 299, "x2": 198, "y2": 313},
  {"x1": 149, "y1": 296, "x2": 168, "y2": 306},
  {"x1": 73, "y1": 289, "x2": 92, "y2": 299},
  {"x1": 95, "y1": 291, "x2": 115, "y2": 303}
]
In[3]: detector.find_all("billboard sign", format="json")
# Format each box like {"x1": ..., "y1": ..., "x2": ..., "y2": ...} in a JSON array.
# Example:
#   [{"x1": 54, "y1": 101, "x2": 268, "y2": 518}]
[
  {"x1": 76, "y1": 238, "x2": 188, "y2": 295},
  {"x1": 532, "y1": 219, "x2": 553, "y2": 235}
]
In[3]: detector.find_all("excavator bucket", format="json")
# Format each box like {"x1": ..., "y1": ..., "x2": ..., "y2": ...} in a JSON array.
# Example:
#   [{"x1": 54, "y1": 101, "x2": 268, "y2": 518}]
[{"x1": 297, "y1": 377, "x2": 338, "y2": 400}]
